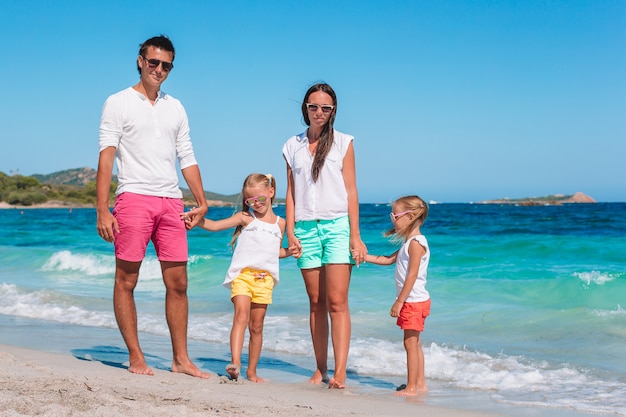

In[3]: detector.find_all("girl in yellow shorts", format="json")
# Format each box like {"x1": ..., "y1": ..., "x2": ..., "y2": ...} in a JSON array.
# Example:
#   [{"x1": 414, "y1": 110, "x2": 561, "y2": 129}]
[{"x1": 184, "y1": 173, "x2": 299, "y2": 382}]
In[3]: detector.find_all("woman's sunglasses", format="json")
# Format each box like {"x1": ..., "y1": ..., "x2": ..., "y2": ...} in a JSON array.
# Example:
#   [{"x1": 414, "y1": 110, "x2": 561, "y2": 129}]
[
  {"x1": 142, "y1": 56, "x2": 173, "y2": 72},
  {"x1": 244, "y1": 194, "x2": 268, "y2": 207},
  {"x1": 306, "y1": 103, "x2": 334, "y2": 114}
]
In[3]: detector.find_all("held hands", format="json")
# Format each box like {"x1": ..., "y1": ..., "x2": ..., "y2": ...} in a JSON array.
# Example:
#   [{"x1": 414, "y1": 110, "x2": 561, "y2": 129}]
[
  {"x1": 96, "y1": 210, "x2": 119, "y2": 242},
  {"x1": 287, "y1": 235, "x2": 302, "y2": 259},
  {"x1": 350, "y1": 237, "x2": 368, "y2": 266},
  {"x1": 180, "y1": 206, "x2": 208, "y2": 230}
]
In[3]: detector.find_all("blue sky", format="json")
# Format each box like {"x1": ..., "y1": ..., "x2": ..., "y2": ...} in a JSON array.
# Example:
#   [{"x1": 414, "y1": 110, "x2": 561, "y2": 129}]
[{"x1": 1, "y1": 0, "x2": 624, "y2": 203}]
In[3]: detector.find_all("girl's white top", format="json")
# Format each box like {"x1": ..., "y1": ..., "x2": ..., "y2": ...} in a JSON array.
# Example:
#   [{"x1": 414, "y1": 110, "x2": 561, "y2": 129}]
[
  {"x1": 282, "y1": 129, "x2": 354, "y2": 221},
  {"x1": 224, "y1": 213, "x2": 283, "y2": 288},
  {"x1": 394, "y1": 235, "x2": 430, "y2": 302}
]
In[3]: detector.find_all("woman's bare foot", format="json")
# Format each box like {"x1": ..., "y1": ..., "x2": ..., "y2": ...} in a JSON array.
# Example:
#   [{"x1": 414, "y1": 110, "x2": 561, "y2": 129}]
[
  {"x1": 128, "y1": 360, "x2": 154, "y2": 376},
  {"x1": 172, "y1": 359, "x2": 210, "y2": 379},
  {"x1": 225, "y1": 363, "x2": 240, "y2": 380},
  {"x1": 308, "y1": 369, "x2": 329, "y2": 384},
  {"x1": 328, "y1": 377, "x2": 346, "y2": 389}
]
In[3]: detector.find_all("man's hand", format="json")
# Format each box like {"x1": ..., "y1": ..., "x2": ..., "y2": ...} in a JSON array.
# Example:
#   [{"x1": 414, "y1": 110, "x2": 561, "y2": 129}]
[
  {"x1": 97, "y1": 210, "x2": 119, "y2": 242},
  {"x1": 182, "y1": 205, "x2": 208, "y2": 230}
]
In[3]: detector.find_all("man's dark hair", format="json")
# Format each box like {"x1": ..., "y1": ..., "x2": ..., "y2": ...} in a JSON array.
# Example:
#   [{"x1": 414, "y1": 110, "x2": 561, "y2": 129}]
[{"x1": 136, "y1": 35, "x2": 175, "y2": 75}]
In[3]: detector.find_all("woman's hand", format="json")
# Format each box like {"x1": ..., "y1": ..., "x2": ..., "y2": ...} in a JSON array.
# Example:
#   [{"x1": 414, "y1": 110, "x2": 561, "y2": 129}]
[
  {"x1": 350, "y1": 237, "x2": 367, "y2": 266},
  {"x1": 287, "y1": 234, "x2": 302, "y2": 258}
]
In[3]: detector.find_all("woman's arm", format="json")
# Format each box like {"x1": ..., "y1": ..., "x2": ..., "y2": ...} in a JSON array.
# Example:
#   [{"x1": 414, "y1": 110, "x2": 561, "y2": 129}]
[
  {"x1": 342, "y1": 142, "x2": 367, "y2": 265},
  {"x1": 284, "y1": 158, "x2": 302, "y2": 255}
]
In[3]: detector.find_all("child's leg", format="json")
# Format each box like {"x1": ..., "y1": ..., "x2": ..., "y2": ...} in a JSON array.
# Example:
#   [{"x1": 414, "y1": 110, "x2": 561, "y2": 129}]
[
  {"x1": 415, "y1": 334, "x2": 427, "y2": 392},
  {"x1": 228, "y1": 295, "x2": 251, "y2": 379},
  {"x1": 395, "y1": 330, "x2": 427, "y2": 396},
  {"x1": 246, "y1": 302, "x2": 268, "y2": 382}
]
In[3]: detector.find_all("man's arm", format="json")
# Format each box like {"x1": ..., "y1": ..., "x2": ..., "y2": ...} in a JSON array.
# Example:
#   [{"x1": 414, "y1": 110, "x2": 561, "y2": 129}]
[
  {"x1": 96, "y1": 147, "x2": 118, "y2": 242},
  {"x1": 181, "y1": 164, "x2": 208, "y2": 229}
]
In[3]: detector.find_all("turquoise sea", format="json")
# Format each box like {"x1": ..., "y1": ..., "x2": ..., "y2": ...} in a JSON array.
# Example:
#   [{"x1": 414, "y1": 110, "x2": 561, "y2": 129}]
[{"x1": 1, "y1": 203, "x2": 625, "y2": 416}]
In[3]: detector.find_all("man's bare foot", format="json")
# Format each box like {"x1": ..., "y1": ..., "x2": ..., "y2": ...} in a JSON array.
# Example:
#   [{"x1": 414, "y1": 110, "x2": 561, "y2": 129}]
[
  {"x1": 328, "y1": 377, "x2": 346, "y2": 389},
  {"x1": 394, "y1": 385, "x2": 427, "y2": 396},
  {"x1": 172, "y1": 359, "x2": 210, "y2": 379},
  {"x1": 226, "y1": 363, "x2": 240, "y2": 380},
  {"x1": 308, "y1": 369, "x2": 329, "y2": 384},
  {"x1": 246, "y1": 372, "x2": 265, "y2": 383},
  {"x1": 128, "y1": 361, "x2": 154, "y2": 376}
]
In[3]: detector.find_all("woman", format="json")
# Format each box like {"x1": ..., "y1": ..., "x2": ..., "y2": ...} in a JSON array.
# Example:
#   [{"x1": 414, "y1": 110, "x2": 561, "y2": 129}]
[{"x1": 283, "y1": 83, "x2": 367, "y2": 389}]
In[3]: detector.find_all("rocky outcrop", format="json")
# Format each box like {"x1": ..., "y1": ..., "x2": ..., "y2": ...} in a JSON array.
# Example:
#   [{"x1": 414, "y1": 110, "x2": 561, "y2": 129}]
[{"x1": 563, "y1": 192, "x2": 596, "y2": 203}]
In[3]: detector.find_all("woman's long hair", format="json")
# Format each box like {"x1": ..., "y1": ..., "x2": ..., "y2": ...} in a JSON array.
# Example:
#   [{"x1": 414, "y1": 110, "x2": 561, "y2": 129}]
[{"x1": 301, "y1": 83, "x2": 337, "y2": 182}]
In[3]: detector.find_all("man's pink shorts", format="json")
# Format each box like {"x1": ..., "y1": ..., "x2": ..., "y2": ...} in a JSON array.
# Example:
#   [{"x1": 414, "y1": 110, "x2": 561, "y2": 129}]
[
  {"x1": 396, "y1": 299, "x2": 431, "y2": 332},
  {"x1": 112, "y1": 192, "x2": 188, "y2": 262}
]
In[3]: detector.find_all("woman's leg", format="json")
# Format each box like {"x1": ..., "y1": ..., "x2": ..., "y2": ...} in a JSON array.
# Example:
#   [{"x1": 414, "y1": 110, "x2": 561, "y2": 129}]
[
  {"x1": 301, "y1": 267, "x2": 329, "y2": 383},
  {"x1": 325, "y1": 264, "x2": 352, "y2": 389},
  {"x1": 246, "y1": 302, "x2": 268, "y2": 382}
]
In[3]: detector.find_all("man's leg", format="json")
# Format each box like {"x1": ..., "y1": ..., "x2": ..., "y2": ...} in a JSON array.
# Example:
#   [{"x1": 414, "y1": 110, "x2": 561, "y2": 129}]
[
  {"x1": 114, "y1": 259, "x2": 153, "y2": 375},
  {"x1": 161, "y1": 261, "x2": 209, "y2": 378}
]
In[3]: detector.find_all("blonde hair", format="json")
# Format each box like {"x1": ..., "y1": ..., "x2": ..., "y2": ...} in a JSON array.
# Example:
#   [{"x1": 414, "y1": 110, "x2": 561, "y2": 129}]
[
  {"x1": 385, "y1": 195, "x2": 428, "y2": 242},
  {"x1": 230, "y1": 173, "x2": 276, "y2": 248}
]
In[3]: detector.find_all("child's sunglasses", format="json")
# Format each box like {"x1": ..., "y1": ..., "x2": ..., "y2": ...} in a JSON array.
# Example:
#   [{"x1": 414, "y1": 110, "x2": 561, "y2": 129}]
[{"x1": 244, "y1": 194, "x2": 268, "y2": 207}]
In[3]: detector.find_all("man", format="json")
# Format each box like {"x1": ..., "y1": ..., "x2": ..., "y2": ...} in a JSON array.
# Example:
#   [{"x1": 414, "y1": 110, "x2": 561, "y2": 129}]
[{"x1": 96, "y1": 35, "x2": 208, "y2": 378}]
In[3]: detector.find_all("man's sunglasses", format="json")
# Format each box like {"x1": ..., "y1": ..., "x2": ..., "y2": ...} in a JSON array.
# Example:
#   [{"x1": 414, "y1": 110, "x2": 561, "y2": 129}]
[{"x1": 142, "y1": 56, "x2": 174, "y2": 72}]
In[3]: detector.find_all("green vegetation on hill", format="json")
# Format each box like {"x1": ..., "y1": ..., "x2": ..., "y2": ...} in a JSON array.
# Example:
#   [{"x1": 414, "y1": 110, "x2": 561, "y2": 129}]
[
  {"x1": 0, "y1": 170, "x2": 116, "y2": 206},
  {"x1": 0, "y1": 168, "x2": 243, "y2": 207}
]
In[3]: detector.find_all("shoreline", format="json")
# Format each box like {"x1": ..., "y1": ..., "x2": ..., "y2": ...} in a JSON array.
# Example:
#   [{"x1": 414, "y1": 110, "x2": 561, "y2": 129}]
[
  {"x1": 0, "y1": 200, "x2": 234, "y2": 210},
  {"x1": 1, "y1": 343, "x2": 506, "y2": 417},
  {"x1": 0, "y1": 314, "x2": 597, "y2": 417}
]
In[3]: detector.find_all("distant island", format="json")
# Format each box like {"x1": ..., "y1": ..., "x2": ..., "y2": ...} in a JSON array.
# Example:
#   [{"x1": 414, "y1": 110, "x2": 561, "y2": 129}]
[
  {"x1": 480, "y1": 192, "x2": 596, "y2": 205},
  {"x1": 1, "y1": 167, "x2": 596, "y2": 208}
]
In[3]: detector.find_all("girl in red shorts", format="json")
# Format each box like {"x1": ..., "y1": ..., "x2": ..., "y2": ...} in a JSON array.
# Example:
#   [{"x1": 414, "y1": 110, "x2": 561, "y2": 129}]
[{"x1": 363, "y1": 195, "x2": 430, "y2": 396}]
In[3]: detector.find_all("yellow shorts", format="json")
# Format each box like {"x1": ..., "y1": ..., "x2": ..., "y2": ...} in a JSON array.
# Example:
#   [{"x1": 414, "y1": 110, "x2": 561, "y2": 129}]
[{"x1": 230, "y1": 268, "x2": 275, "y2": 304}]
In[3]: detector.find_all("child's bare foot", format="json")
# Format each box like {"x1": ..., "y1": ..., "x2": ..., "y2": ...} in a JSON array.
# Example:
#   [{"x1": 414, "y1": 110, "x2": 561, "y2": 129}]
[
  {"x1": 172, "y1": 359, "x2": 210, "y2": 379},
  {"x1": 226, "y1": 363, "x2": 240, "y2": 380},
  {"x1": 246, "y1": 372, "x2": 265, "y2": 383},
  {"x1": 328, "y1": 377, "x2": 346, "y2": 389},
  {"x1": 394, "y1": 385, "x2": 427, "y2": 396},
  {"x1": 308, "y1": 369, "x2": 329, "y2": 384},
  {"x1": 128, "y1": 360, "x2": 154, "y2": 376}
]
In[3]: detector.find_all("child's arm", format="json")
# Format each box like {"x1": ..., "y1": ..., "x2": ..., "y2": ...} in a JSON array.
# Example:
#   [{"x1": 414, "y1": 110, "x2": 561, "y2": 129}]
[
  {"x1": 364, "y1": 250, "x2": 398, "y2": 265},
  {"x1": 182, "y1": 211, "x2": 249, "y2": 232},
  {"x1": 390, "y1": 240, "x2": 426, "y2": 317}
]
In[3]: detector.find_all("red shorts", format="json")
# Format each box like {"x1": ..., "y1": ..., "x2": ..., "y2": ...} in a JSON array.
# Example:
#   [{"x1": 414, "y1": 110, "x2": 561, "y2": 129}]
[
  {"x1": 112, "y1": 192, "x2": 188, "y2": 262},
  {"x1": 396, "y1": 299, "x2": 431, "y2": 331}
]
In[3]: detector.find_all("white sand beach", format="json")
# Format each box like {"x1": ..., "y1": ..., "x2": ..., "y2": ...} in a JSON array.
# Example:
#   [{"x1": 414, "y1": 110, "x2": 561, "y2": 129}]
[{"x1": 1, "y1": 344, "x2": 507, "y2": 417}]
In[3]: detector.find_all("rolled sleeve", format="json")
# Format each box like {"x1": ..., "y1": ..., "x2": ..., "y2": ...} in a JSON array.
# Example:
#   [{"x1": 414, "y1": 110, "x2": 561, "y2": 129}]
[
  {"x1": 98, "y1": 97, "x2": 122, "y2": 152},
  {"x1": 175, "y1": 107, "x2": 198, "y2": 169}
]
